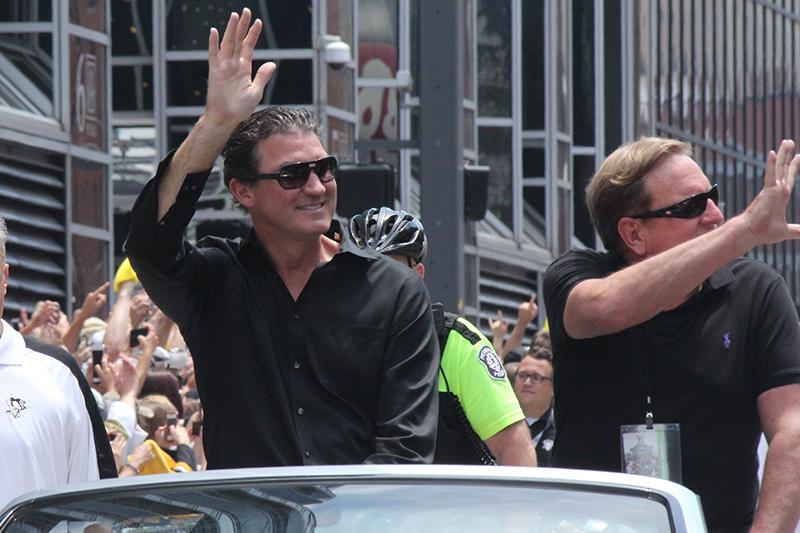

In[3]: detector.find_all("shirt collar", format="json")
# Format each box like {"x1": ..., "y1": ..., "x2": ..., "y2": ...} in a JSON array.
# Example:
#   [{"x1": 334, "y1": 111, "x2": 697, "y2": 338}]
[
  {"x1": 0, "y1": 320, "x2": 26, "y2": 366},
  {"x1": 240, "y1": 218, "x2": 381, "y2": 262},
  {"x1": 706, "y1": 264, "x2": 735, "y2": 290}
]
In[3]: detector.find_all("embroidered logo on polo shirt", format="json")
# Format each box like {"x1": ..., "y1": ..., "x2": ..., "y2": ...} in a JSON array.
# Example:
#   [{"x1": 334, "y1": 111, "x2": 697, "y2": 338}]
[
  {"x1": 5, "y1": 397, "x2": 27, "y2": 418},
  {"x1": 478, "y1": 346, "x2": 506, "y2": 381},
  {"x1": 722, "y1": 332, "x2": 731, "y2": 349}
]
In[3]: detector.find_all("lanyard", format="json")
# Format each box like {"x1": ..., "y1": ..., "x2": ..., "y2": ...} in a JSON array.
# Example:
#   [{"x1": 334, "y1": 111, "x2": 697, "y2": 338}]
[{"x1": 640, "y1": 303, "x2": 699, "y2": 429}]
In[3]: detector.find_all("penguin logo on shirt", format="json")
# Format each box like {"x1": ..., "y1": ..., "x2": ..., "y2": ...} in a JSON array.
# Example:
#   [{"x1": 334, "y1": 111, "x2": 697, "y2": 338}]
[{"x1": 5, "y1": 397, "x2": 27, "y2": 418}]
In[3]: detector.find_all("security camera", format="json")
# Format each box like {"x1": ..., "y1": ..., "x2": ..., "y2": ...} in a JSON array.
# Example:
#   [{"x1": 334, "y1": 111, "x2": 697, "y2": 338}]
[{"x1": 324, "y1": 39, "x2": 351, "y2": 70}]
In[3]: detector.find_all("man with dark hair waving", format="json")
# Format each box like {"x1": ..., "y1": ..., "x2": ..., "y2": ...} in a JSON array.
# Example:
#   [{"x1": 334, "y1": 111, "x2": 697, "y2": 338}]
[
  {"x1": 350, "y1": 207, "x2": 537, "y2": 466},
  {"x1": 126, "y1": 9, "x2": 439, "y2": 468}
]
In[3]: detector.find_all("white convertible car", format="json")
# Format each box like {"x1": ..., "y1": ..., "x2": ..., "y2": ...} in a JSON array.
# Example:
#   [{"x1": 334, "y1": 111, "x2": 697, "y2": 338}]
[{"x1": 0, "y1": 465, "x2": 706, "y2": 532}]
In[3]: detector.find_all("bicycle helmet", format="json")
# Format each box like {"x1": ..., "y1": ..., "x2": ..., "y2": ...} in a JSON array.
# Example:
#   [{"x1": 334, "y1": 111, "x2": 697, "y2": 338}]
[{"x1": 349, "y1": 207, "x2": 428, "y2": 263}]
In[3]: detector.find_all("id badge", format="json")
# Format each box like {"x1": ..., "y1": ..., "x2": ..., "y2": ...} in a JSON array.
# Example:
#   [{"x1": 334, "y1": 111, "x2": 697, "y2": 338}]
[{"x1": 620, "y1": 423, "x2": 682, "y2": 483}]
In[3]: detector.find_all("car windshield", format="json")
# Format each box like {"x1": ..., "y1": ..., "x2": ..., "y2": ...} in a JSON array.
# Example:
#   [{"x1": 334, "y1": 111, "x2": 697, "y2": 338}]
[{"x1": 2, "y1": 480, "x2": 674, "y2": 533}]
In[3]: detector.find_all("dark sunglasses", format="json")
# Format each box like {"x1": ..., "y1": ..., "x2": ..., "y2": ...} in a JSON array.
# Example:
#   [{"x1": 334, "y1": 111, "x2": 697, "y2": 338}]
[
  {"x1": 251, "y1": 155, "x2": 338, "y2": 190},
  {"x1": 630, "y1": 184, "x2": 718, "y2": 219}
]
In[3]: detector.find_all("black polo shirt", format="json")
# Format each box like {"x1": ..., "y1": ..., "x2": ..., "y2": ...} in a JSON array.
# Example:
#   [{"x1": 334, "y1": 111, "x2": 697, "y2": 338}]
[
  {"x1": 544, "y1": 249, "x2": 800, "y2": 531},
  {"x1": 125, "y1": 153, "x2": 439, "y2": 469}
]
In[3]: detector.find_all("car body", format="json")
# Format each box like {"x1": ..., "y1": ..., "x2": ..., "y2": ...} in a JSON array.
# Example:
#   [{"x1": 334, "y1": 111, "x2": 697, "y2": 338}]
[{"x1": 0, "y1": 465, "x2": 706, "y2": 532}]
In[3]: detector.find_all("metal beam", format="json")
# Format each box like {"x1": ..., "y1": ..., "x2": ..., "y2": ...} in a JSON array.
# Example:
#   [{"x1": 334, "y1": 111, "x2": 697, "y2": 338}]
[{"x1": 419, "y1": 0, "x2": 465, "y2": 311}]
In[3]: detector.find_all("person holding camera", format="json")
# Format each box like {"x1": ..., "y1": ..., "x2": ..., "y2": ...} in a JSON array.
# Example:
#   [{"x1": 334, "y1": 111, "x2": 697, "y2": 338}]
[{"x1": 125, "y1": 8, "x2": 439, "y2": 469}]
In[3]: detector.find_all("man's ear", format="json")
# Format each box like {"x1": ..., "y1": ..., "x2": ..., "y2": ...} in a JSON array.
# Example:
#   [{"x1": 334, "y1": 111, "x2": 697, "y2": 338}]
[
  {"x1": 413, "y1": 261, "x2": 425, "y2": 280},
  {"x1": 617, "y1": 217, "x2": 647, "y2": 259},
  {"x1": 228, "y1": 178, "x2": 255, "y2": 209}
]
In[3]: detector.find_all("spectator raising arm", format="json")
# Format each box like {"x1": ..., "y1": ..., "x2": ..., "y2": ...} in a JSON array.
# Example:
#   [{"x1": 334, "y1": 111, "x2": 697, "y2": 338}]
[
  {"x1": 501, "y1": 293, "x2": 538, "y2": 360},
  {"x1": 62, "y1": 282, "x2": 109, "y2": 353},
  {"x1": 489, "y1": 310, "x2": 508, "y2": 356}
]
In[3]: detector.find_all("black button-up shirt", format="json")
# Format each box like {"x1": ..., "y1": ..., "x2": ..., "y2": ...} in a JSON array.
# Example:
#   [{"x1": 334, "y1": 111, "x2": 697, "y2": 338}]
[{"x1": 125, "y1": 153, "x2": 439, "y2": 469}]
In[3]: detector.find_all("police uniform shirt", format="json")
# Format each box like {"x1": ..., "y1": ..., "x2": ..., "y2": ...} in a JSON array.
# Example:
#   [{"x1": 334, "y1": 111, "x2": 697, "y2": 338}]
[{"x1": 0, "y1": 320, "x2": 99, "y2": 509}]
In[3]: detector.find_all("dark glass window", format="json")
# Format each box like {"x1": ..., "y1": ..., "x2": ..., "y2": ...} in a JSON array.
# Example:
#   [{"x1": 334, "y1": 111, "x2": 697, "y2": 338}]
[
  {"x1": 477, "y1": 0, "x2": 512, "y2": 117},
  {"x1": 166, "y1": 1, "x2": 311, "y2": 50},
  {"x1": 112, "y1": 65, "x2": 153, "y2": 112},
  {"x1": 167, "y1": 59, "x2": 312, "y2": 108},
  {"x1": 111, "y1": 0, "x2": 152, "y2": 56},
  {"x1": 572, "y1": 155, "x2": 596, "y2": 248},
  {"x1": 0, "y1": 1, "x2": 51, "y2": 21},
  {"x1": 0, "y1": 33, "x2": 53, "y2": 102},
  {"x1": 479, "y1": 126, "x2": 513, "y2": 229},
  {"x1": 572, "y1": 0, "x2": 595, "y2": 146},
  {"x1": 521, "y1": 0, "x2": 545, "y2": 130},
  {"x1": 603, "y1": 0, "x2": 622, "y2": 154}
]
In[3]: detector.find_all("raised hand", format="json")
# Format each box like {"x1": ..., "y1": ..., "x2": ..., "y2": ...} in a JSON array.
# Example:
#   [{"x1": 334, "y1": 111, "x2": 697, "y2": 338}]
[
  {"x1": 517, "y1": 293, "x2": 538, "y2": 325},
  {"x1": 130, "y1": 291, "x2": 153, "y2": 327},
  {"x1": 206, "y1": 8, "x2": 277, "y2": 127},
  {"x1": 80, "y1": 281, "x2": 109, "y2": 317},
  {"x1": 489, "y1": 310, "x2": 508, "y2": 338},
  {"x1": 742, "y1": 139, "x2": 800, "y2": 246}
]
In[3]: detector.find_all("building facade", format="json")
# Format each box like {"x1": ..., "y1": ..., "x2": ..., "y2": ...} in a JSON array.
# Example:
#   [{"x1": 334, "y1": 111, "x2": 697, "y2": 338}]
[
  {"x1": 1, "y1": 1, "x2": 798, "y2": 341},
  {"x1": 0, "y1": 0, "x2": 112, "y2": 317}
]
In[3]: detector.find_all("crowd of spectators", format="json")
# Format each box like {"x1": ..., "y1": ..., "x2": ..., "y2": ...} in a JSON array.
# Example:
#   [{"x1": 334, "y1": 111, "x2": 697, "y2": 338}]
[{"x1": 13, "y1": 258, "x2": 205, "y2": 478}]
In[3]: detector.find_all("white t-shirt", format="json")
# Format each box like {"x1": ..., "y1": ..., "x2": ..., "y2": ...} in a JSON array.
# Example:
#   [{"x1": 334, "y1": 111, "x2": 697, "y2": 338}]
[{"x1": 0, "y1": 320, "x2": 99, "y2": 510}]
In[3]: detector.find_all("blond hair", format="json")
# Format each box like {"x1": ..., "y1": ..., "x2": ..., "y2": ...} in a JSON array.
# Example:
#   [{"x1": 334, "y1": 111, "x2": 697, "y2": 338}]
[{"x1": 586, "y1": 137, "x2": 692, "y2": 251}]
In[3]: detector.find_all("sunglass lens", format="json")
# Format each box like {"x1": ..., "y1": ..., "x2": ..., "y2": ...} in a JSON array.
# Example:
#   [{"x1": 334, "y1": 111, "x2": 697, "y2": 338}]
[
  {"x1": 314, "y1": 157, "x2": 337, "y2": 181},
  {"x1": 685, "y1": 196, "x2": 707, "y2": 217},
  {"x1": 277, "y1": 164, "x2": 311, "y2": 189}
]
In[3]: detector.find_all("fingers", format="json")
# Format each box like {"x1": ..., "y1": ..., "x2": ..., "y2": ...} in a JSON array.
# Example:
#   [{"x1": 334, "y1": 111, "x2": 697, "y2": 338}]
[
  {"x1": 252, "y1": 61, "x2": 277, "y2": 94},
  {"x1": 241, "y1": 17, "x2": 263, "y2": 63},
  {"x1": 764, "y1": 150, "x2": 777, "y2": 188},
  {"x1": 767, "y1": 140, "x2": 797, "y2": 189},
  {"x1": 775, "y1": 140, "x2": 792, "y2": 184},
  {"x1": 787, "y1": 153, "x2": 800, "y2": 192},
  {"x1": 530, "y1": 292, "x2": 537, "y2": 304},
  {"x1": 208, "y1": 27, "x2": 220, "y2": 69},
  {"x1": 93, "y1": 281, "x2": 110, "y2": 295},
  {"x1": 232, "y1": 8, "x2": 252, "y2": 60},
  {"x1": 218, "y1": 11, "x2": 239, "y2": 60}
]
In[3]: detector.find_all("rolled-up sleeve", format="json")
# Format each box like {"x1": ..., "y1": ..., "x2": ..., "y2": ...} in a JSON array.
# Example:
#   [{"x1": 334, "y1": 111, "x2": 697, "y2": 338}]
[{"x1": 124, "y1": 152, "x2": 214, "y2": 331}]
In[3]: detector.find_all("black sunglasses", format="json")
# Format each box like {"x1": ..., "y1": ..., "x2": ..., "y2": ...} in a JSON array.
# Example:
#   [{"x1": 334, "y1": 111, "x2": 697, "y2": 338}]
[
  {"x1": 630, "y1": 184, "x2": 718, "y2": 219},
  {"x1": 251, "y1": 155, "x2": 338, "y2": 190}
]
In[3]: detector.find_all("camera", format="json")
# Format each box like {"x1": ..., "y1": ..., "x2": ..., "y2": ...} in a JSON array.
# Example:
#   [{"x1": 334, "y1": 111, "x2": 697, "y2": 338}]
[
  {"x1": 324, "y1": 39, "x2": 351, "y2": 70},
  {"x1": 166, "y1": 413, "x2": 177, "y2": 427},
  {"x1": 129, "y1": 326, "x2": 149, "y2": 348},
  {"x1": 91, "y1": 349, "x2": 103, "y2": 384}
]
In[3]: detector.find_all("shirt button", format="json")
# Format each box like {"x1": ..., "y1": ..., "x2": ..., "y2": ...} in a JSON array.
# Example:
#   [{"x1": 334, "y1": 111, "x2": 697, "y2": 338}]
[
  {"x1": 304, "y1": 451, "x2": 311, "y2": 458},
  {"x1": 293, "y1": 361, "x2": 301, "y2": 369},
  {"x1": 297, "y1": 407, "x2": 304, "y2": 415}
]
